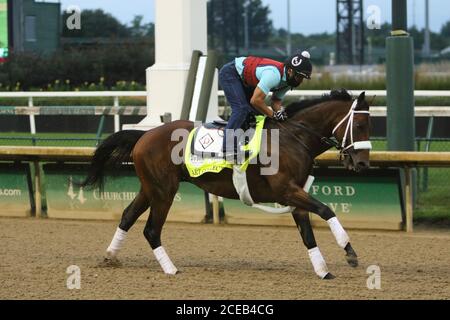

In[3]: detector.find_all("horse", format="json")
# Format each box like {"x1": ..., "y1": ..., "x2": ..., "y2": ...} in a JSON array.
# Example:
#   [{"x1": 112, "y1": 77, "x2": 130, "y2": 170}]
[{"x1": 80, "y1": 89, "x2": 372, "y2": 279}]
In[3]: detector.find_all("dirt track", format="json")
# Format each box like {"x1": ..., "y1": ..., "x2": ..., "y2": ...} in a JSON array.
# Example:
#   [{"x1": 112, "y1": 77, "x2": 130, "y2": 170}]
[{"x1": 0, "y1": 217, "x2": 449, "y2": 300}]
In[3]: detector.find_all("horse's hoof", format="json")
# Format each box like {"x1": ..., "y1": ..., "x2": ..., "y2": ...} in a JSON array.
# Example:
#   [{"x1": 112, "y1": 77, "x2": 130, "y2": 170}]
[
  {"x1": 323, "y1": 273, "x2": 336, "y2": 280},
  {"x1": 98, "y1": 256, "x2": 122, "y2": 268},
  {"x1": 344, "y1": 243, "x2": 358, "y2": 268},
  {"x1": 346, "y1": 254, "x2": 359, "y2": 268}
]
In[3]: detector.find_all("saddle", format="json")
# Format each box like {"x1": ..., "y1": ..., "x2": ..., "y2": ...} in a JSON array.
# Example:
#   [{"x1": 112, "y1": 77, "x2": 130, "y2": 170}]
[
  {"x1": 209, "y1": 113, "x2": 256, "y2": 130},
  {"x1": 191, "y1": 114, "x2": 257, "y2": 159},
  {"x1": 184, "y1": 115, "x2": 267, "y2": 178}
]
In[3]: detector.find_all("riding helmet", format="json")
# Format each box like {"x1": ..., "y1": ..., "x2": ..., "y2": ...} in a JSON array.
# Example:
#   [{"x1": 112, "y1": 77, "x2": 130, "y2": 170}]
[{"x1": 285, "y1": 51, "x2": 312, "y2": 80}]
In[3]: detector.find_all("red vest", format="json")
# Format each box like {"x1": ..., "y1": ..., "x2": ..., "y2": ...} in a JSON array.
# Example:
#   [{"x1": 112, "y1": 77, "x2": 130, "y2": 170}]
[{"x1": 242, "y1": 56, "x2": 284, "y2": 87}]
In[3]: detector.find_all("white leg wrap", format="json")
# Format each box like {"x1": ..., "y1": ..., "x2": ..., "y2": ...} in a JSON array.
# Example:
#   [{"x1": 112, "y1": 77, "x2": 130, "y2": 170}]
[
  {"x1": 106, "y1": 227, "x2": 127, "y2": 257},
  {"x1": 327, "y1": 217, "x2": 350, "y2": 249},
  {"x1": 308, "y1": 247, "x2": 329, "y2": 279},
  {"x1": 153, "y1": 246, "x2": 178, "y2": 275}
]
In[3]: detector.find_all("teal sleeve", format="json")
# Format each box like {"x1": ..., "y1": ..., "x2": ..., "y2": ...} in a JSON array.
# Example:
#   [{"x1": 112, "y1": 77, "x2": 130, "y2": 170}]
[{"x1": 256, "y1": 69, "x2": 281, "y2": 95}]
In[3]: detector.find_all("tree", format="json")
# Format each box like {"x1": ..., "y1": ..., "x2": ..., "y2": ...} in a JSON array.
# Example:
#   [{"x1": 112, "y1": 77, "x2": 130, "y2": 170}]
[
  {"x1": 441, "y1": 21, "x2": 450, "y2": 38},
  {"x1": 365, "y1": 21, "x2": 450, "y2": 51},
  {"x1": 409, "y1": 26, "x2": 424, "y2": 50},
  {"x1": 207, "y1": 0, "x2": 272, "y2": 55},
  {"x1": 129, "y1": 15, "x2": 155, "y2": 38},
  {"x1": 62, "y1": 9, "x2": 130, "y2": 38},
  {"x1": 364, "y1": 22, "x2": 391, "y2": 47}
]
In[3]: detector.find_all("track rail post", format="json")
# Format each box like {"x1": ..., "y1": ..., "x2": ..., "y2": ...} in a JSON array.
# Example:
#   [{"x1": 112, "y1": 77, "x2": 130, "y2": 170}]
[{"x1": 404, "y1": 166, "x2": 413, "y2": 232}]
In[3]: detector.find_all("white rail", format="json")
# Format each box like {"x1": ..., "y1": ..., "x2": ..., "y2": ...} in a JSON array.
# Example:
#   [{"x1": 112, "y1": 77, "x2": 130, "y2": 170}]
[
  {"x1": 370, "y1": 107, "x2": 450, "y2": 117},
  {"x1": 0, "y1": 91, "x2": 147, "y2": 98},
  {"x1": 0, "y1": 90, "x2": 449, "y2": 99},
  {"x1": 2, "y1": 106, "x2": 450, "y2": 117},
  {"x1": 219, "y1": 90, "x2": 450, "y2": 98},
  {"x1": 1, "y1": 91, "x2": 450, "y2": 134},
  {"x1": 0, "y1": 91, "x2": 146, "y2": 133}
]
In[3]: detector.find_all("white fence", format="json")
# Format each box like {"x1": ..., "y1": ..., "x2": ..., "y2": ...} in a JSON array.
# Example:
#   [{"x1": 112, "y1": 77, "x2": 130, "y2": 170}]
[
  {"x1": 0, "y1": 91, "x2": 147, "y2": 133},
  {"x1": 220, "y1": 90, "x2": 450, "y2": 98},
  {"x1": 1, "y1": 90, "x2": 450, "y2": 134}
]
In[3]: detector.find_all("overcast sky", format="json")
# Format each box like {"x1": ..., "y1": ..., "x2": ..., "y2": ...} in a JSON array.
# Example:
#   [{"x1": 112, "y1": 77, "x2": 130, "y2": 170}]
[{"x1": 59, "y1": 0, "x2": 450, "y2": 35}]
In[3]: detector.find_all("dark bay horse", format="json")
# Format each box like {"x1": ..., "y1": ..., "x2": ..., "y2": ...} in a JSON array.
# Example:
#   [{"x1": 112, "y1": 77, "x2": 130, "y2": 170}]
[{"x1": 81, "y1": 89, "x2": 372, "y2": 279}]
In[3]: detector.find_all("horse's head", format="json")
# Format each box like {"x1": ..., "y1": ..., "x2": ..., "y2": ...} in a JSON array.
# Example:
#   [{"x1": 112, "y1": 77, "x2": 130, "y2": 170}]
[{"x1": 333, "y1": 92, "x2": 371, "y2": 172}]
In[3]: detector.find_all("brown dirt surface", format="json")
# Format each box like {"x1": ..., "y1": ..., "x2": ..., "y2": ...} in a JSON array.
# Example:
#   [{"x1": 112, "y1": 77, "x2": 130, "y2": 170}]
[{"x1": 0, "y1": 217, "x2": 449, "y2": 300}]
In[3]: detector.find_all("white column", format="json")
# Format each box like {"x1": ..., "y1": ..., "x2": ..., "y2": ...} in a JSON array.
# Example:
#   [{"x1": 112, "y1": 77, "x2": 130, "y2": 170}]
[{"x1": 123, "y1": 0, "x2": 208, "y2": 130}]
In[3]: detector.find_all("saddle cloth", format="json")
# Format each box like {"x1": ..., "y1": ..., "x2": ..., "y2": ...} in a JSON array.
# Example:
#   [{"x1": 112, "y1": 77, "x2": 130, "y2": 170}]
[
  {"x1": 193, "y1": 122, "x2": 228, "y2": 156},
  {"x1": 185, "y1": 115, "x2": 266, "y2": 178}
]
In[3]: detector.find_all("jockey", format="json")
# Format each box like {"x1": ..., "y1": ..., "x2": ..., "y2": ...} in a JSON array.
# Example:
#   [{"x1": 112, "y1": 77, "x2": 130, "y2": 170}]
[{"x1": 219, "y1": 50, "x2": 312, "y2": 159}]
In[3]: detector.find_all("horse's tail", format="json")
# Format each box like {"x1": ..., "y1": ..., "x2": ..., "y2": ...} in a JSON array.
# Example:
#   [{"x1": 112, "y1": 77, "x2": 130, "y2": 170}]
[{"x1": 78, "y1": 130, "x2": 146, "y2": 190}]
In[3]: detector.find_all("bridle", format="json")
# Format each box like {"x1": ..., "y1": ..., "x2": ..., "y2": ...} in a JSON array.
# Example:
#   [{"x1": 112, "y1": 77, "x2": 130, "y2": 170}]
[
  {"x1": 280, "y1": 99, "x2": 372, "y2": 159},
  {"x1": 331, "y1": 99, "x2": 372, "y2": 159}
]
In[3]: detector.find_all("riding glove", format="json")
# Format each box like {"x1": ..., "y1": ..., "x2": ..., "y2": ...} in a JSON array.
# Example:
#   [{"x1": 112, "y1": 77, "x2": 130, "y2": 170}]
[{"x1": 273, "y1": 109, "x2": 288, "y2": 121}]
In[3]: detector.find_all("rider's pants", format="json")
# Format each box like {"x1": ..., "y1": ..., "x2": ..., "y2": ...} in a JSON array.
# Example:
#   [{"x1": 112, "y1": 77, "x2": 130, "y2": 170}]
[{"x1": 218, "y1": 61, "x2": 256, "y2": 152}]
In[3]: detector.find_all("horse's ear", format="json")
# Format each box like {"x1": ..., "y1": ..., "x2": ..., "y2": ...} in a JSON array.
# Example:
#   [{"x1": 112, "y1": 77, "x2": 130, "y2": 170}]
[
  {"x1": 356, "y1": 91, "x2": 368, "y2": 110},
  {"x1": 357, "y1": 91, "x2": 366, "y2": 103}
]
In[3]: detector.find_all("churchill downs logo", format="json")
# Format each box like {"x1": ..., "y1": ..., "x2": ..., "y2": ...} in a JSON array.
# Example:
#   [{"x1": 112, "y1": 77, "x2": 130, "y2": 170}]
[{"x1": 66, "y1": 177, "x2": 137, "y2": 205}]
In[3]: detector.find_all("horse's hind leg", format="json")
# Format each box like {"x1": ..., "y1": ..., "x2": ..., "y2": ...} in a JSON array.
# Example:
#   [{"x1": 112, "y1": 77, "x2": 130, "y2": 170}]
[
  {"x1": 118, "y1": 188, "x2": 150, "y2": 232},
  {"x1": 104, "y1": 189, "x2": 150, "y2": 263},
  {"x1": 292, "y1": 209, "x2": 335, "y2": 279},
  {"x1": 143, "y1": 195, "x2": 178, "y2": 275},
  {"x1": 286, "y1": 186, "x2": 358, "y2": 269}
]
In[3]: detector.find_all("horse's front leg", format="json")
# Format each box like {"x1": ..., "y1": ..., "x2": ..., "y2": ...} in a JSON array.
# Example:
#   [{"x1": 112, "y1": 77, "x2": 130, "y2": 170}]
[
  {"x1": 285, "y1": 184, "x2": 358, "y2": 269},
  {"x1": 292, "y1": 208, "x2": 335, "y2": 279}
]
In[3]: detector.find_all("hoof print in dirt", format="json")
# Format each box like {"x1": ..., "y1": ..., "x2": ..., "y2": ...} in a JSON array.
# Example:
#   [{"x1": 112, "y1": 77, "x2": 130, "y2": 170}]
[{"x1": 98, "y1": 257, "x2": 122, "y2": 268}]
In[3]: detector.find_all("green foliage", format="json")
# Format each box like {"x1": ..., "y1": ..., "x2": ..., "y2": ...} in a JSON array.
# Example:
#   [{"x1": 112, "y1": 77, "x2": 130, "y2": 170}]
[
  {"x1": 416, "y1": 167, "x2": 450, "y2": 224},
  {"x1": 441, "y1": 21, "x2": 450, "y2": 38},
  {"x1": 62, "y1": 9, "x2": 131, "y2": 38},
  {"x1": 128, "y1": 16, "x2": 155, "y2": 38},
  {"x1": 208, "y1": 0, "x2": 272, "y2": 53},
  {"x1": 0, "y1": 41, "x2": 154, "y2": 90},
  {"x1": 365, "y1": 23, "x2": 391, "y2": 48},
  {"x1": 2, "y1": 6, "x2": 450, "y2": 92},
  {"x1": 294, "y1": 72, "x2": 450, "y2": 92},
  {"x1": 0, "y1": 9, "x2": 158, "y2": 91},
  {"x1": 366, "y1": 22, "x2": 450, "y2": 51}
]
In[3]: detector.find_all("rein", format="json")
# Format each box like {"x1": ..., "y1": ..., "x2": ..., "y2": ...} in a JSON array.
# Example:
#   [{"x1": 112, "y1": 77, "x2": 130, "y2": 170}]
[
  {"x1": 291, "y1": 122, "x2": 340, "y2": 149},
  {"x1": 280, "y1": 99, "x2": 372, "y2": 158}
]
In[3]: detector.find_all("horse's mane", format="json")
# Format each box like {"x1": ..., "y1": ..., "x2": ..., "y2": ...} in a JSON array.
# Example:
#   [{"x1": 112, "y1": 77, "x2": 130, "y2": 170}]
[{"x1": 285, "y1": 88, "x2": 352, "y2": 117}]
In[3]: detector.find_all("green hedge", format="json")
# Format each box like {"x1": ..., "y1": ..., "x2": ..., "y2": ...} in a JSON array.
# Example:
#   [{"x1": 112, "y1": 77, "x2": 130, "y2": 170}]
[
  {"x1": 0, "y1": 41, "x2": 154, "y2": 91},
  {"x1": 301, "y1": 72, "x2": 450, "y2": 91}
]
